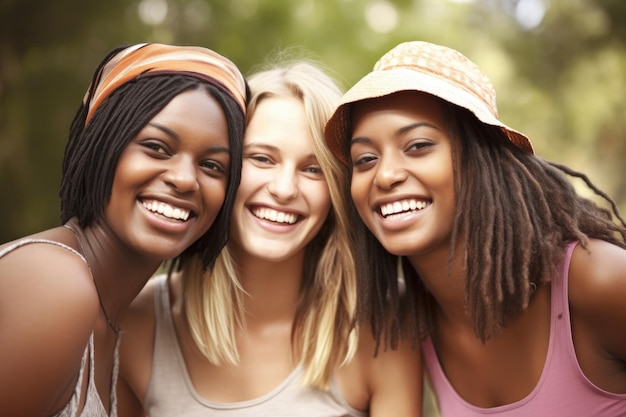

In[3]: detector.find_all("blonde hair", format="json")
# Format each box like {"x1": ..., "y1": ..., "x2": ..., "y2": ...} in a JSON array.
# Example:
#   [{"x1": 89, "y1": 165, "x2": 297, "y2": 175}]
[{"x1": 181, "y1": 61, "x2": 358, "y2": 389}]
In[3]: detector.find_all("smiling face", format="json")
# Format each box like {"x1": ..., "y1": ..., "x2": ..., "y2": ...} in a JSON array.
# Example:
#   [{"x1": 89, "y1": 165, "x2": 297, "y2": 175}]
[
  {"x1": 349, "y1": 91, "x2": 456, "y2": 258},
  {"x1": 230, "y1": 96, "x2": 331, "y2": 262},
  {"x1": 105, "y1": 87, "x2": 230, "y2": 261}
]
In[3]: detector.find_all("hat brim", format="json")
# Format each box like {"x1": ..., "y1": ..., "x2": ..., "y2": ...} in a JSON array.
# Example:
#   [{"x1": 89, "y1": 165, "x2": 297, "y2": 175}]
[{"x1": 325, "y1": 68, "x2": 533, "y2": 165}]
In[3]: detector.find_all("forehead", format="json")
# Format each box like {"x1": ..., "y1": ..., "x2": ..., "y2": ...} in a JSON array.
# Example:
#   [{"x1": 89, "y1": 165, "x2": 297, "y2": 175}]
[
  {"x1": 244, "y1": 96, "x2": 316, "y2": 152},
  {"x1": 350, "y1": 91, "x2": 446, "y2": 132}
]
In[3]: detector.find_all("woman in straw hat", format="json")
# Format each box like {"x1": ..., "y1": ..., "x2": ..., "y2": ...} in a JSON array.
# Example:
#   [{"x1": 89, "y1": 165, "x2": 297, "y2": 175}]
[
  {"x1": 324, "y1": 41, "x2": 626, "y2": 415},
  {"x1": 117, "y1": 60, "x2": 422, "y2": 417},
  {"x1": 0, "y1": 43, "x2": 248, "y2": 417}
]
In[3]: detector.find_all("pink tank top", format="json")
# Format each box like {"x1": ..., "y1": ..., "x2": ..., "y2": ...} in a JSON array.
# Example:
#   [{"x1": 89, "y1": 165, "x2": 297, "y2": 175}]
[{"x1": 423, "y1": 241, "x2": 626, "y2": 416}]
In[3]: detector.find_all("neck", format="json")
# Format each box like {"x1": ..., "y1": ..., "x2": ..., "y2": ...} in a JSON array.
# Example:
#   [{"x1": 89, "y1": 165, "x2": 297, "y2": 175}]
[
  {"x1": 407, "y1": 245, "x2": 470, "y2": 326},
  {"x1": 65, "y1": 218, "x2": 163, "y2": 329},
  {"x1": 233, "y1": 250, "x2": 304, "y2": 323}
]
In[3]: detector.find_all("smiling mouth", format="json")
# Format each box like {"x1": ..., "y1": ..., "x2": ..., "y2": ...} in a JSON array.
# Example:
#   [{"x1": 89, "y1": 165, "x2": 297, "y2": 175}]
[
  {"x1": 379, "y1": 199, "x2": 429, "y2": 218},
  {"x1": 142, "y1": 200, "x2": 191, "y2": 221},
  {"x1": 252, "y1": 207, "x2": 299, "y2": 225}
]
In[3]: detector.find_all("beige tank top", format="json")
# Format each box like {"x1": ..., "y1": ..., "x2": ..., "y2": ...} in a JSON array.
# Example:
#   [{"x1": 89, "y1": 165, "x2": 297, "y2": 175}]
[
  {"x1": 0, "y1": 239, "x2": 118, "y2": 417},
  {"x1": 144, "y1": 274, "x2": 367, "y2": 417},
  {"x1": 54, "y1": 333, "x2": 119, "y2": 417}
]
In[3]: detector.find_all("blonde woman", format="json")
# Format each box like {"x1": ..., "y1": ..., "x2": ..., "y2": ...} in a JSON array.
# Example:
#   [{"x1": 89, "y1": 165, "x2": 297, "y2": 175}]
[{"x1": 117, "y1": 61, "x2": 421, "y2": 416}]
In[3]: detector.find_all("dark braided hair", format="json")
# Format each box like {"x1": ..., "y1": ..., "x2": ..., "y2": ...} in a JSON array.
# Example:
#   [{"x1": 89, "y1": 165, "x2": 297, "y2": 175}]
[
  {"x1": 357, "y1": 96, "x2": 626, "y2": 349},
  {"x1": 60, "y1": 48, "x2": 247, "y2": 270}
]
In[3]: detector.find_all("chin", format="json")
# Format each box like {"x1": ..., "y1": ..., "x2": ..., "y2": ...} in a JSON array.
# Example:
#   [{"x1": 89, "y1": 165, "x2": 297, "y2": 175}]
[
  {"x1": 377, "y1": 238, "x2": 419, "y2": 257},
  {"x1": 253, "y1": 251, "x2": 296, "y2": 263}
]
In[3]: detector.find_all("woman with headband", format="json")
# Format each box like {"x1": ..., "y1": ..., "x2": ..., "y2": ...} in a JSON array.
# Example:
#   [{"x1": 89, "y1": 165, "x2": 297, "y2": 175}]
[
  {"x1": 0, "y1": 43, "x2": 248, "y2": 417},
  {"x1": 325, "y1": 41, "x2": 626, "y2": 415}
]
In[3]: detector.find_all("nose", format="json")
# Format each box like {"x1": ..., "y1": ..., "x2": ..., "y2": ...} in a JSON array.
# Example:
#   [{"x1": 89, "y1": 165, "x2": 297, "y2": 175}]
[
  {"x1": 373, "y1": 152, "x2": 408, "y2": 190},
  {"x1": 163, "y1": 156, "x2": 200, "y2": 193},
  {"x1": 267, "y1": 166, "x2": 298, "y2": 202}
]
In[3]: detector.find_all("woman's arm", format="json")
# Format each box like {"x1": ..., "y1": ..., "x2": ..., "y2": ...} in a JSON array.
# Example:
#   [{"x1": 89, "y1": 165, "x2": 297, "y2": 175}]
[
  {"x1": 337, "y1": 323, "x2": 423, "y2": 416},
  {"x1": 117, "y1": 376, "x2": 147, "y2": 417},
  {"x1": 0, "y1": 243, "x2": 99, "y2": 417},
  {"x1": 367, "y1": 333, "x2": 423, "y2": 417},
  {"x1": 569, "y1": 238, "x2": 626, "y2": 393}
]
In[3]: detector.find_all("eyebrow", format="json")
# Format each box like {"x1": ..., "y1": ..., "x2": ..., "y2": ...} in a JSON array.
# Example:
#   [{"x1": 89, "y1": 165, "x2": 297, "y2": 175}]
[
  {"x1": 148, "y1": 122, "x2": 179, "y2": 140},
  {"x1": 351, "y1": 121, "x2": 439, "y2": 146},
  {"x1": 148, "y1": 122, "x2": 230, "y2": 154},
  {"x1": 244, "y1": 142, "x2": 318, "y2": 162},
  {"x1": 243, "y1": 142, "x2": 279, "y2": 153}
]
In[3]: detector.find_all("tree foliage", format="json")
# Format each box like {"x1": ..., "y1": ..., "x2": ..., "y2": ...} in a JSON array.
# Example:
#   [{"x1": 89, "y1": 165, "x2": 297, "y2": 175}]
[{"x1": 1, "y1": 0, "x2": 625, "y2": 243}]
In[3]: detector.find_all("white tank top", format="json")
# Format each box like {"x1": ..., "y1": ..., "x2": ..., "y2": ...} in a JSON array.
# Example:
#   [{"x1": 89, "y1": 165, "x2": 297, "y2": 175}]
[{"x1": 144, "y1": 274, "x2": 367, "y2": 417}]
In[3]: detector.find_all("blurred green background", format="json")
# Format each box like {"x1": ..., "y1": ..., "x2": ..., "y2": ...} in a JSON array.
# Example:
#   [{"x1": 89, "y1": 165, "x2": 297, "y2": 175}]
[
  {"x1": 1, "y1": 0, "x2": 625, "y2": 246},
  {"x1": 1, "y1": 1, "x2": 624, "y2": 414}
]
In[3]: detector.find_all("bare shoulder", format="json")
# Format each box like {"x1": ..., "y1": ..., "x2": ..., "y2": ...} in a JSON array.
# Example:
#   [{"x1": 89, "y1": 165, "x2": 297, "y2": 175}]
[
  {"x1": 569, "y1": 239, "x2": 626, "y2": 361},
  {"x1": 0, "y1": 241, "x2": 99, "y2": 415},
  {"x1": 341, "y1": 324, "x2": 423, "y2": 417},
  {"x1": 569, "y1": 239, "x2": 626, "y2": 311},
  {"x1": 0, "y1": 240, "x2": 99, "y2": 333}
]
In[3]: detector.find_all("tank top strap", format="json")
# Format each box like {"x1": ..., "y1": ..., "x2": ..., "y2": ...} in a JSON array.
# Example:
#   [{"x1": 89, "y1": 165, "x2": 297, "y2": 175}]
[
  {"x1": 153, "y1": 274, "x2": 170, "y2": 329},
  {"x1": 50, "y1": 335, "x2": 89, "y2": 417},
  {"x1": 0, "y1": 238, "x2": 86, "y2": 263},
  {"x1": 78, "y1": 322, "x2": 119, "y2": 417},
  {"x1": 109, "y1": 335, "x2": 120, "y2": 417},
  {"x1": 552, "y1": 241, "x2": 579, "y2": 318}
]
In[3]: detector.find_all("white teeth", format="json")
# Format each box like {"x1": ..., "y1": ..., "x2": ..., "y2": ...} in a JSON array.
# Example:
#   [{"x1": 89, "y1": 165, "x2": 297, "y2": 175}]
[
  {"x1": 380, "y1": 199, "x2": 429, "y2": 217},
  {"x1": 142, "y1": 200, "x2": 190, "y2": 221},
  {"x1": 253, "y1": 207, "x2": 298, "y2": 224}
]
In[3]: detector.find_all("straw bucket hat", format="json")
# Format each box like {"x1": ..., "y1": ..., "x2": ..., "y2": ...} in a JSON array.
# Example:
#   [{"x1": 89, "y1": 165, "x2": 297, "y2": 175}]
[{"x1": 324, "y1": 41, "x2": 533, "y2": 165}]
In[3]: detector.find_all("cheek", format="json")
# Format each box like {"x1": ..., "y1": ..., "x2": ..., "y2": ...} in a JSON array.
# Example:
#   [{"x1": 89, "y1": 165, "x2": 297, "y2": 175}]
[
  {"x1": 438, "y1": 160, "x2": 456, "y2": 202},
  {"x1": 432, "y1": 163, "x2": 457, "y2": 223},
  {"x1": 200, "y1": 178, "x2": 228, "y2": 214},
  {"x1": 107, "y1": 162, "x2": 137, "y2": 207},
  {"x1": 350, "y1": 176, "x2": 377, "y2": 230},
  {"x1": 424, "y1": 148, "x2": 455, "y2": 195},
  {"x1": 237, "y1": 164, "x2": 257, "y2": 193},
  {"x1": 306, "y1": 185, "x2": 332, "y2": 241},
  {"x1": 311, "y1": 182, "x2": 332, "y2": 219},
  {"x1": 232, "y1": 167, "x2": 257, "y2": 211},
  {"x1": 350, "y1": 175, "x2": 369, "y2": 211}
]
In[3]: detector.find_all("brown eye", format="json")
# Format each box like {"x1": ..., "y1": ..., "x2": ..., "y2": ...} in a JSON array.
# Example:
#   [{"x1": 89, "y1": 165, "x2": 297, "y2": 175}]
[
  {"x1": 352, "y1": 154, "x2": 377, "y2": 167},
  {"x1": 141, "y1": 141, "x2": 169, "y2": 155},
  {"x1": 201, "y1": 160, "x2": 225, "y2": 173}
]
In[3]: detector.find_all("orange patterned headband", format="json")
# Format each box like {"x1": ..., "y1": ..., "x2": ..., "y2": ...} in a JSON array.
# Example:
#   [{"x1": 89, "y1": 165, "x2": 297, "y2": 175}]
[{"x1": 85, "y1": 43, "x2": 247, "y2": 124}]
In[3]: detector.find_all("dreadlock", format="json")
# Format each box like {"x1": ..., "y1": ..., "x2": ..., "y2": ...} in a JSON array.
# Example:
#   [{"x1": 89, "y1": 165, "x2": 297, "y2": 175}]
[
  {"x1": 357, "y1": 99, "x2": 626, "y2": 349},
  {"x1": 60, "y1": 68, "x2": 246, "y2": 270},
  {"x1": 448, "y1": 104, "x2": 626, "y2": 341}
]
